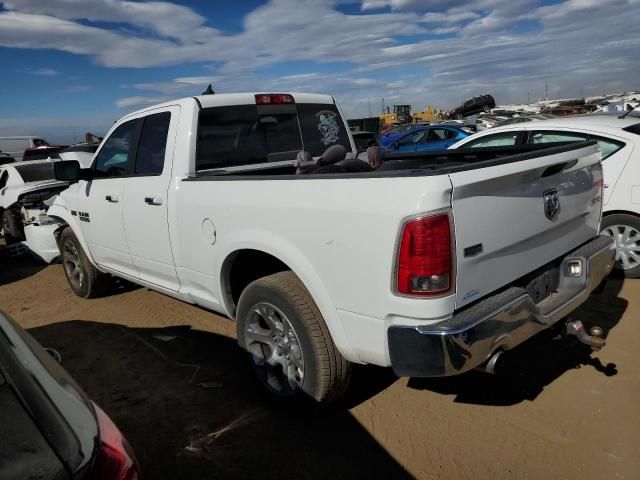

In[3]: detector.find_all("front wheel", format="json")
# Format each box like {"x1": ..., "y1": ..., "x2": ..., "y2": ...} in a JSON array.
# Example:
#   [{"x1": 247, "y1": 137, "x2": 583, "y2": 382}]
[
  {"x1": 59, "y1": 227, "x2": 111, "y2": 298},
  {"x1": 601, "y1": 213, "x2": 640, "y2": 278},
  {"x1": 236, "y1": 271, "x2": 351, "y2": 404}
]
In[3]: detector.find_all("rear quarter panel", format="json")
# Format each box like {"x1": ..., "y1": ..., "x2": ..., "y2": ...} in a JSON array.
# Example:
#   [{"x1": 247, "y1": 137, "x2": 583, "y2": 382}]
[{"x1": 172, "y1": 175, "x2": 457, "y2": 362}]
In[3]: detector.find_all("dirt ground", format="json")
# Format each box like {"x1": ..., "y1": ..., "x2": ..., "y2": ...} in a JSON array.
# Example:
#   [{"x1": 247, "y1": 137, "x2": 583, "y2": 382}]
[{"x1": 1, "y1": 255, "x2": 639, "y2": 480}]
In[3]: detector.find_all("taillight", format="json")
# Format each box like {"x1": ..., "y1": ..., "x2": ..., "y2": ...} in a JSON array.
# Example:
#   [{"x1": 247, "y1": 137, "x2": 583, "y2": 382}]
[
  {"x1": 396, "y1": 213, "x2": 453, "y2": 296},
  {"x1": 255, "y1": 93, "x2": 295, "y2": 105},
  {"x1": 91, "y1": 402, "x2": 141, "y2": 480}
]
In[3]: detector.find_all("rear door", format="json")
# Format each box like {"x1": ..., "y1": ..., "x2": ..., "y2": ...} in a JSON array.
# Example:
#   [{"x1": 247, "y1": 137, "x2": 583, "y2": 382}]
[
  {"x1": 448, "y1": 142, "x2": 603, "y2": 308},
  {"x1": 121, "y1": 107, "x2": 180, "y2": 291}
]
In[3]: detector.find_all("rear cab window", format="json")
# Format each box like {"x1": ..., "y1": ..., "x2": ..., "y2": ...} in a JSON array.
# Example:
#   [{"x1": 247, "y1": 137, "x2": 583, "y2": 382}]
[{"x1": 196, "y1": 102, "x2": 351, "y2": 171}]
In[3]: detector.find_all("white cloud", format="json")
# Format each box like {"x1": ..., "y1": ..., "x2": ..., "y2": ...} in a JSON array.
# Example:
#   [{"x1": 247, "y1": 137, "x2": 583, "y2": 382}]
[
  {"x1": 422, "y1": 11, "x2": 480, "y2": 23},
  {"x1": 31, "y1": 67, "x2": 58, "y2": 75},
  {"x1": 116, "y1": 95, "x2": 171, "y2": 108},
  {"x1": 0, "y1": 0, "x2": 639, "y2": 121}
]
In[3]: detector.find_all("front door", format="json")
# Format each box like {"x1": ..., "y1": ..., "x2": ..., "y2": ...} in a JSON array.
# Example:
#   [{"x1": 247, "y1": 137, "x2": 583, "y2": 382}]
[{"x1": 78, "y1": 119, "x2": 139, "y2": 278}]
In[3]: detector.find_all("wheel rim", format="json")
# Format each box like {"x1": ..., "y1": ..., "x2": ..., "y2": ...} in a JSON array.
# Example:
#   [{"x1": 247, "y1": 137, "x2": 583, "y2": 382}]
[
  {"x1": 62, "y1": 239, "x2": 84, "y2": 290},
  {"x1": 244, "y1": 302, "x2": 304, "y2": 393},
  {"x1": 602, "y1": 224, "x2": 640, "y2": 271}
]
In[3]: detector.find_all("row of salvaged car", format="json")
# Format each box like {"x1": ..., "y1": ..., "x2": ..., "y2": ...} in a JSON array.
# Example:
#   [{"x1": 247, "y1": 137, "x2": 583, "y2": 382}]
[{"x1": 3, "y1": 111, "x2": 640, "y2": 278}]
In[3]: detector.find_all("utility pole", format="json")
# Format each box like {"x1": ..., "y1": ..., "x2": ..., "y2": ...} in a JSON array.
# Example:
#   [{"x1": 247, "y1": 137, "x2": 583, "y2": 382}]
[
  {"x1": 527, "y1": 92, "x2": 530, "y2": 104},
  {"x1": 545, "y1": 81, "x2": 549, "y2": 100},
  {"x1": 368, "y1": 99, "x2": 372, "y2": 117},
  {"x1": 381, "y1": 98, "x2": 385, "y2": 115}
]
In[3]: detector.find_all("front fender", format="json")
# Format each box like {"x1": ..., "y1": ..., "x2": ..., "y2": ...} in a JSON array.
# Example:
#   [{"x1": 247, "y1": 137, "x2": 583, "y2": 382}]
[
  {"x1": 216, "y1": 229, "x2": 359, "y2": 364},
  {"x1": 47, "y1": 201, "x2": 98, "y2": 268}
]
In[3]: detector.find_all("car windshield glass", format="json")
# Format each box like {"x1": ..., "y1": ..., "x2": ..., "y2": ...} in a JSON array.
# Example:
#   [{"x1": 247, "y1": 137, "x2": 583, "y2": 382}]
[
  {"x1": 196, "y1": 103, "x2": 350, "y2": 170},
  {"x1": 14, "y1": 163, "x2": 56, "y2": 182}
]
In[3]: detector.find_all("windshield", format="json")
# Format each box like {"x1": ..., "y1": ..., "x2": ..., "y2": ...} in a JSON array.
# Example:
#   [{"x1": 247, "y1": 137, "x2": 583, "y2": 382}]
[
  {"x1": 14, "y1": 163, "x2": 56, "y2": 183},
  {"x1": 196, "y1": 103, "x2": 351, "y2": 171}
]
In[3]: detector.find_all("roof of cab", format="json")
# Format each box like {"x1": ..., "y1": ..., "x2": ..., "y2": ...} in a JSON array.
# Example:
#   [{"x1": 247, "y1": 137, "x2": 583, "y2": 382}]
[{"x1": 122, "y1": 92, "x2": 336, "y2": 119}]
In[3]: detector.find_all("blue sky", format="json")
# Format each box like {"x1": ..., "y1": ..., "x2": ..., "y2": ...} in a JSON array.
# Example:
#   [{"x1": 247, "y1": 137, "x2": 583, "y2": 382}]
[{"x1": 0, "y1": 0, "x2": 638, "y2": 143}]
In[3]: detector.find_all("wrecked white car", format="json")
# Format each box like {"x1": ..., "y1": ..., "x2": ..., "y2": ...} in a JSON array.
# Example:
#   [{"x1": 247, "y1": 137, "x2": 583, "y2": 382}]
[{"x1": 0, "y1": 160, "x2": 68, "y2": 262}]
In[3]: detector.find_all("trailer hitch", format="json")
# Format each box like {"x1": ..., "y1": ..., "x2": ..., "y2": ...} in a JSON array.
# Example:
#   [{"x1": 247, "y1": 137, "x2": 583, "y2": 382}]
[{"x1": 565, "y1": 319, "x2": 606, "y2": 351}]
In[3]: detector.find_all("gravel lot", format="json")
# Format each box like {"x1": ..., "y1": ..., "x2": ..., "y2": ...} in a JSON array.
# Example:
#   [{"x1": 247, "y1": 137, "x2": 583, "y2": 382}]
[{"x1": 1, "y1": 255, "x2": 639, "y2": 479}]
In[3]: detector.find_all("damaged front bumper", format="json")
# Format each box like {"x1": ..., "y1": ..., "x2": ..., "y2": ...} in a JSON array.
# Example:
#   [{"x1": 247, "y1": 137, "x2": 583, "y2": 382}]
[
  {"x1": 388, "y1": 235, "x2": 616, "y2": 377},
  {"x1": 23, "y1": 222, "x2": 61, "y2": 263}
]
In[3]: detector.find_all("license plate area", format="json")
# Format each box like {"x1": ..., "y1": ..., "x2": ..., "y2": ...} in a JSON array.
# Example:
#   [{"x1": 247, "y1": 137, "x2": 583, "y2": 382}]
[{"x1": 517, "y1": 261, "x2": 562, "y2": 305}]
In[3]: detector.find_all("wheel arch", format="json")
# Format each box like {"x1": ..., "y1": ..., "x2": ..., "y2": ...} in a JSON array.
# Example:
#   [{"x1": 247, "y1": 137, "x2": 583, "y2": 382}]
[
  {"x1": 218, "y1": 244, "x2": 359, "y2": 363},
  {"x1": 47, "y1": 206, "x2": 98, "y2": 267},
  {"x1": 602, "y1": 209, "x2": 640, "y2": 219}
]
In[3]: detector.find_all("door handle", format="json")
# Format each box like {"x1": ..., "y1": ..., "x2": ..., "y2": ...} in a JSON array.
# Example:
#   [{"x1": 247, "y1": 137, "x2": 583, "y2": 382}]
[
  {"x1": 144, "y1": 196, "x2": 163, "y2": 206},
  {"x1": 105, "y1": 195, "x2": 119, "y2": 203}
]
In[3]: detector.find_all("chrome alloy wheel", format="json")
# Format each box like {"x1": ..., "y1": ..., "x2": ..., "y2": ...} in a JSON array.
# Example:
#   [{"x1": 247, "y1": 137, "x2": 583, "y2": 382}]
[
  {"x1": 244, "y1": 302, "x2": 304, "y2": 392},
  {"x1": 62, "y1": 239, "x2": 84, "y2": 290},
  {"x1": 602, "y1": 224, "x2": 640, "y2": 271}
]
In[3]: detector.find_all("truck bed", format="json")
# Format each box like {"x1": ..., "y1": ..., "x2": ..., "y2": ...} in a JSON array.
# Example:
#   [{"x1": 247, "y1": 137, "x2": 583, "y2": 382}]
[{"x1": 188, "y1": 141, "x2": 593, "y2": 179}]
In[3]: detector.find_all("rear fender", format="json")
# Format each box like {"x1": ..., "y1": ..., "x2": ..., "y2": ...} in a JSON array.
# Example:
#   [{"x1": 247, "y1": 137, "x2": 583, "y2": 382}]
[{"x1": 217, "y1": 230, "x2": 359, "y2": 364}]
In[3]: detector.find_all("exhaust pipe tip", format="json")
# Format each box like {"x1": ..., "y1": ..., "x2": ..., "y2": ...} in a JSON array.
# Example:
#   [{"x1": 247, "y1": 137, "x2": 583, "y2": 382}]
[{"x1": 482, "y1": 350, "x2": 505, "y2": 375}]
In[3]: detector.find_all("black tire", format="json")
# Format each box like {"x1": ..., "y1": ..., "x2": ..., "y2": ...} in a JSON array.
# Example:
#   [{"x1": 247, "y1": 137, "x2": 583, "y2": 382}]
[
  {"x1": 236, "y1": 271, "x2": 351, "y2": 404},
  {"x1": 1, "y1": 209, "x2": 24, "y2": 242},
  {"x1": 59, "y1": 227, "x2": 111, "y2": 298},
  {"x1": 601, "y1": 213, "x2": 640, "y2": 278}
]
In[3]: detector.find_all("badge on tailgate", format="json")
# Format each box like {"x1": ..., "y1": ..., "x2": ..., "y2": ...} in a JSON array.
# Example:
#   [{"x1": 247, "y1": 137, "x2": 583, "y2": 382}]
[{"x1": 543, "y1": 189, "x2": 560, "y2": 221}]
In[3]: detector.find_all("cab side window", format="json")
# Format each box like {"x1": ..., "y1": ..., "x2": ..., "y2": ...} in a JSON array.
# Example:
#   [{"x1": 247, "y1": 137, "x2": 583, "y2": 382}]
[
  {"x1": 93, "y1": 120, "x2": 139, "y2": 178},
  {"x1": 0, "y1": 170, "x2": 8, "y2": 189},
  {"x1": 464, "y1": 131, "x2": 521, "y2": 148},
  {"x1": 134, "y1": 112, "x2": 171, "y2": 175},
  {"x1": 530, "y1": 130, "x2": 624, "y2": 160},
  {"x1": 530, "y1": 131, "x2": 588, "y2": 144},
  {"x1": 592, "y1": 136, "x2": 624, "y2": 159}
]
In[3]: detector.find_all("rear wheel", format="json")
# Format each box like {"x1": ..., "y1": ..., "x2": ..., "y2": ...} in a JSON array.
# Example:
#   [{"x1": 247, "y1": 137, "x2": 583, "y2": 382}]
[
  {"x1": 236, "y1": 271, "x2": 351, "y2": 404},
  {"x1": 60, "y1": 227, "x2": 110, "y2": 298},
  {"x1": 601, "y1": 213, "x2": 640, "y2": 278}
]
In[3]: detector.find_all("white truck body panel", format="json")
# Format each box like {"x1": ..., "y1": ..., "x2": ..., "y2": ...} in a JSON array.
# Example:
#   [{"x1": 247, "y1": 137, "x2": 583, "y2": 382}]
[
  {"x1": 48, "y1": 94, "x2": 607, "y2": 369},
  {"x1": 450, "y1": 145, "x2": 602, "y2": 307}
]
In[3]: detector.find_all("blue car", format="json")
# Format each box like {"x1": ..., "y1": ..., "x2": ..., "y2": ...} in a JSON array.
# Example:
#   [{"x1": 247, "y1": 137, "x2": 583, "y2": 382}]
[
  {"x1": 379, "y1": 123, "x2": 424, "y2": 147},
  {"x1": 384, "y1": 125, "x2": 470, "y2": 153}
]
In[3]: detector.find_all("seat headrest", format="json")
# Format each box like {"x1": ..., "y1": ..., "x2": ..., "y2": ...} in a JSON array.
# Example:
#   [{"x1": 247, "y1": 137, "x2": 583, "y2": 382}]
[
  {"x1": 318, "y1": 144, "x2": 347, "y2": 166},
  {"x1": 366, "y1": 146, "x2": 383, "y2": 170}
]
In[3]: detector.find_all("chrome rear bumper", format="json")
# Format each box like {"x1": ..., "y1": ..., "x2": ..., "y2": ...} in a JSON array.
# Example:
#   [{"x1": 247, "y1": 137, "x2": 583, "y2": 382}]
[{"x1": 388, "y1": 235, "x2": 616, "y2": 377}]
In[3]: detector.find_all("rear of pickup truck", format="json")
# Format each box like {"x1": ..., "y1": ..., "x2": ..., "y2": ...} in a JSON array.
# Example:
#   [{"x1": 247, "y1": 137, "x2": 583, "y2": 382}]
[
  {"x1": 48, "y1": 93, "x2": 615, "y2": 404},
  {"x1": 178, "y1": 138, "x2": 614, "y2": 385},
  {"x1": 386, "y1": 143, "x2": 616, "y2": 377}
]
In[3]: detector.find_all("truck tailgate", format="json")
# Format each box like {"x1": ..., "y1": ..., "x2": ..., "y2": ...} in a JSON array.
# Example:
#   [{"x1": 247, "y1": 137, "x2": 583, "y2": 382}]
[{"x1": 449, "y1": 142, "x2": 603, "y2": 309}]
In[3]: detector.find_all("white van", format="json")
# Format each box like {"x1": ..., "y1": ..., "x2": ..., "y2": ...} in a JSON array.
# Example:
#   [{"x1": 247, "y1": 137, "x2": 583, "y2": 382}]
[{"x1": 0, "y1": 136, "x2": 49, "y2": 161}]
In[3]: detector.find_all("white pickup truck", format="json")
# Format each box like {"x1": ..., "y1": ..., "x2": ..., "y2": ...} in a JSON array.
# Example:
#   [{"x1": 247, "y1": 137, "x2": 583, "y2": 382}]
[{"x1": 47, "y1": 92, "x2": 616, "y2": 403}]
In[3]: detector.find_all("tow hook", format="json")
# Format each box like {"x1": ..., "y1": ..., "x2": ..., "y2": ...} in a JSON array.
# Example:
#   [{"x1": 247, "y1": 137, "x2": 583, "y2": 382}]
[{"x1": 565, "y1": 319, "x2": 606, "y2": 351}]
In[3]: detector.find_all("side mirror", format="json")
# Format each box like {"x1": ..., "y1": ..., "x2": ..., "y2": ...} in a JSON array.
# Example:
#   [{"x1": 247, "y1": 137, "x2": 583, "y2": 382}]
[{"x1": 54, "y1": 160, "x2": 83, "y2": 182}]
